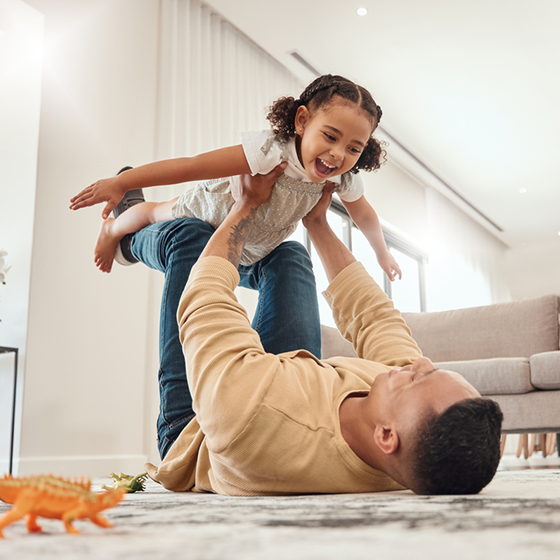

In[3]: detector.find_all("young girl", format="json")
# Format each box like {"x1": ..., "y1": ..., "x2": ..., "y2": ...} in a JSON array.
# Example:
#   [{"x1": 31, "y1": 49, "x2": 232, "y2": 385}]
[{"x1": 70, "y1": 74, "x2": 401, "y2": 280}]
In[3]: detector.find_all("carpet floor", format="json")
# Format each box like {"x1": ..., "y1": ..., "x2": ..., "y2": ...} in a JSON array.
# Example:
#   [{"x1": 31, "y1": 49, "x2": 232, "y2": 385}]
[{"x1": 1, "y1": 470, "x2": 560, "y2": 559}]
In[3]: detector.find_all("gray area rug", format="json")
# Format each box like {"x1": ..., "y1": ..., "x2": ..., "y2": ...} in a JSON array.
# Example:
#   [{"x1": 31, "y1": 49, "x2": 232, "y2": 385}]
[{"x1": 1, "y1": 470, "x2": 560, "y2": 559}]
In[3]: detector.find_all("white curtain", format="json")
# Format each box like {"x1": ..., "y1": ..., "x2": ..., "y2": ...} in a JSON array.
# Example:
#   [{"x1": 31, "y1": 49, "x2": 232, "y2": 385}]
[
  {"x1": 154, "y1": 0, "x2": 303, "y2": 200},
  {"x1": 425, "y1": 188, "x2": 511, "y2": 311},
  {"x1": 143, "y1": 0, "x2": 304, "y2": 462}
]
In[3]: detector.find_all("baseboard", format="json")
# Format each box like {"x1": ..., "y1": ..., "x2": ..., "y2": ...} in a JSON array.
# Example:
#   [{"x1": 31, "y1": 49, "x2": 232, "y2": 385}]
[{"x1": 13, "y1": 454, "x2": 149, "y2": 477}]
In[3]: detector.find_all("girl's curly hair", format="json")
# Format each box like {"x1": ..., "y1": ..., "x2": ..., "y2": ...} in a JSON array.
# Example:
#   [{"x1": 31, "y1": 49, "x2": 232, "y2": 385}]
[{"x1": 267, "y1": 74, "x2": 386, "y2": 173}]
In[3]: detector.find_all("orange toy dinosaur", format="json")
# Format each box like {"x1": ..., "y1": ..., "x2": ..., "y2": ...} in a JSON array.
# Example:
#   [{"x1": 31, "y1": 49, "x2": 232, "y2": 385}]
[{"x1": 0, "y1": 474, "x2": 124, "y2": 537}]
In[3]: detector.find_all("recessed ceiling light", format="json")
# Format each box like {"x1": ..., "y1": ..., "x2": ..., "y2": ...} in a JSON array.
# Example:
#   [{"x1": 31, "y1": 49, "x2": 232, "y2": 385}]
[
  {"x1": 519, "y1": 187, "x2": 527, "y2": 194},
  {"x1": 357, "y1": 7, "x2": 368, "y2": 16}
]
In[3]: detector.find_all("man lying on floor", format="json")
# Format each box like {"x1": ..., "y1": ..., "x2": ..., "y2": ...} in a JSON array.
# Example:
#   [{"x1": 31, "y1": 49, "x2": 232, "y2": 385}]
[{"x1": 145, "y1": 174, "x2": 503, "y2": 496}]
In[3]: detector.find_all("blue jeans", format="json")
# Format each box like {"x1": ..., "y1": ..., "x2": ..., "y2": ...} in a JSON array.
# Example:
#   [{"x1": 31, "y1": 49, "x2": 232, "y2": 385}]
[{"x1": 131, "y1": 217, "x2": 321, "y2": 459}]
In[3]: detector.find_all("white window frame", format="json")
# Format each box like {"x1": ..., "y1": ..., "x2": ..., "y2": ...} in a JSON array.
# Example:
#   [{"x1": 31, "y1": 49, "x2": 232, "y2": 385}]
[{"x1": 304, "y1": 199, "x2": 428, "y2": 312}]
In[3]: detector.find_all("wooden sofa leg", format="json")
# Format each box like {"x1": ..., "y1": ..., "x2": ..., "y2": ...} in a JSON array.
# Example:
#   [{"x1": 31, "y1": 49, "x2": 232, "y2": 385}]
[
  {"x1": 546, "y1": 433, "x2": 556, "y2": 457},
  {"x1": 528, "y1": 434, "x2": 537, "y2": 458},
  {"x1": 500, "y1": 435, "x2": 507, "y2": 458},
  {"x1": 517, "y1": 434, "x2": 530, "y2": 459}
]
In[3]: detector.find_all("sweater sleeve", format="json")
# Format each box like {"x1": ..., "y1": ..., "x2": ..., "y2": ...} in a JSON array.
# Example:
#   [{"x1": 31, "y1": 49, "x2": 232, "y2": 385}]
[
  {"x1": 177, "y1": 256, "x2": 282, "y2": 453},
  {"x1": 323, "y1": 262, "x2": 422, "y2": 367}
]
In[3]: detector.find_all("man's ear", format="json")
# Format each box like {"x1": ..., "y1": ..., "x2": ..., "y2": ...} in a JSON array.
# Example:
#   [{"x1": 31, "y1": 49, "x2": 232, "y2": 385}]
[
  {"x1": 373, "y1": 424, "x2": 400, "y2": 455},
  {"x1": 294, "y1": 105, "x2": 310, "y2": 135}
]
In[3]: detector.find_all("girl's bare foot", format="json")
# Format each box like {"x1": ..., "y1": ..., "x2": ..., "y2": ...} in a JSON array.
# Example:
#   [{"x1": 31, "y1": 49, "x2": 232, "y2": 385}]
[{"x1": 94, "y1": 218, "x2": 120, "y2": 273}]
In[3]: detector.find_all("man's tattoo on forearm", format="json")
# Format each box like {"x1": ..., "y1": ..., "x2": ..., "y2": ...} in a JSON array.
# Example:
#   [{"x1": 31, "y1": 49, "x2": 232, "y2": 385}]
[{"x1": 227, "y1": 208, "x2": 257, "y2": 264}]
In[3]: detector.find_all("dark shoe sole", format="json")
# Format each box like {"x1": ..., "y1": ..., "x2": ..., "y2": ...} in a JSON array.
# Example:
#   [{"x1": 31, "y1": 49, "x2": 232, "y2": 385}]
[{"x1": 112, "y1": 167, "x2": 145, "y2": 265}]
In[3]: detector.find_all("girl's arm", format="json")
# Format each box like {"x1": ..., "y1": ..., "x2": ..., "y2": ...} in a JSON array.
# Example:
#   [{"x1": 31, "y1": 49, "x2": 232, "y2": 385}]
[
  {"x1": 70, "y1": 145, "x2": 252, "y2": 219},
  {"x1": 342, "y1": 195, "x2": 402, "y2": 281}
]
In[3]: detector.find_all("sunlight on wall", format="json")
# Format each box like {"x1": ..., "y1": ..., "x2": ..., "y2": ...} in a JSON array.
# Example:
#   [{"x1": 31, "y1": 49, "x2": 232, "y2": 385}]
[
  {"x1": 425, "y1": 188, "x2": 510, "y2": 312},
  {"x1": 426, "y1": 249, "x2": 493, "y2": 311},
  {"x1": 0, "y1": 0, "x2": 44, "y2": 474}
]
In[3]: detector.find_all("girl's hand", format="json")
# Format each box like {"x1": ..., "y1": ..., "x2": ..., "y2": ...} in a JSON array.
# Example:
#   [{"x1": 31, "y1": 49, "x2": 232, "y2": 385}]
[
  {"x1": 378, "y1": 251, "x2": 402, "y2": 282},
  {"x1": 69, "y1": 176, "x2": 128, "y2": 219}
]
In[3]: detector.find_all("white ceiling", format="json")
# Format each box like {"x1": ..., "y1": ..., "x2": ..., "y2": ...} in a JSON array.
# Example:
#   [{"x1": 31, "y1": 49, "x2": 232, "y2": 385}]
[{"x1": 205, "y1": 0, "x2": 560, "y2": 249}]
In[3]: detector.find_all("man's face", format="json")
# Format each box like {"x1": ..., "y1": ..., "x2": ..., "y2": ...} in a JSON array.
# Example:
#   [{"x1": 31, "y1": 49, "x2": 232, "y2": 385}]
[{"x1": 369, "y1": 357, "x2": 480, "y2": 436}]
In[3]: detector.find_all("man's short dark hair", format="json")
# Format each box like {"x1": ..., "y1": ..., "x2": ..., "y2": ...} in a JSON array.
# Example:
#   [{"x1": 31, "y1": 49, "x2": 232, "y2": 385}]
[{"x1": 411, "y1": 398, "x2": 503, "y2": 495}]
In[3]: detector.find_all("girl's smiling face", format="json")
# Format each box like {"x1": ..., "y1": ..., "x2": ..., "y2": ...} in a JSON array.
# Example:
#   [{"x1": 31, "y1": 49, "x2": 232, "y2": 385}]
[{"x1": 294, "y1": 100, "x2": 374, "y2": 183}]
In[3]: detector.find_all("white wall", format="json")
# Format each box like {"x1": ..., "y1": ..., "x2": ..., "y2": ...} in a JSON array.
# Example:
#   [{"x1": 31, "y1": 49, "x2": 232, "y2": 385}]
[
  {"x1": 362, "y1": 159, "x2": 428, "y2": 249},
  {"x1": 0, "y1": 0, "x2": 44, "y2": 474},
  {"x1": 365, "y1": 137, "x2": 512, "y2": 311},
  {"x1": 504, "y1": 240, "x2": 560, "y2": 300},
  {"x1": 18, "y1": 0, "x2": 160, "y2": 476}
]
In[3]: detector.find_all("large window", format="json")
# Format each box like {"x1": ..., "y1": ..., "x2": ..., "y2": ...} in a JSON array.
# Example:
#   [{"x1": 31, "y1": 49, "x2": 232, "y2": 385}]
[{"x1": 289, "y1": 199, "x2": 427, "y2": 327}]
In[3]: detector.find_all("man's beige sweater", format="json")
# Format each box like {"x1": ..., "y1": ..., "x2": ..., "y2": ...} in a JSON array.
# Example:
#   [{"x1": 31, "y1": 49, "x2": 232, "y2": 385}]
[{"x1": 145, "y1": 257, "x2": 422, "y2": 495}]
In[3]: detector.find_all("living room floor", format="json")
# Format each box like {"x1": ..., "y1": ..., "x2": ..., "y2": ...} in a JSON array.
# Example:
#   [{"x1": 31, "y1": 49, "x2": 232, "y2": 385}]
[
  {"x1": 499, "y1": 453, "x2": 560, "y2": 471},
  {"x1": 1, "y1": 455, "x2": 560, "y2": 560}
]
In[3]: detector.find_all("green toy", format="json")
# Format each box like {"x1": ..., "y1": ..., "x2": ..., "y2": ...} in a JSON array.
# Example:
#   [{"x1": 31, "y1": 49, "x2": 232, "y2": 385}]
[{"x1": 101, "y1": 472, "x2": 148, "y2": 493}]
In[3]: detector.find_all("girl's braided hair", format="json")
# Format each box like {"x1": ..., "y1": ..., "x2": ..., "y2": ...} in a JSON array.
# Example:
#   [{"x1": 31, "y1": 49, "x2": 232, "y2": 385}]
[{"x1": 267, "y1": 74, "x2": 386, "y2": 173}]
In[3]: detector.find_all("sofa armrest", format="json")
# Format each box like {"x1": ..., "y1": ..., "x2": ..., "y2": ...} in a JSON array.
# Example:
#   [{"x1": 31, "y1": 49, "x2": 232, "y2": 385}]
[{"x1": 530, "y1": 351, "x2": 560, "y2": 390}]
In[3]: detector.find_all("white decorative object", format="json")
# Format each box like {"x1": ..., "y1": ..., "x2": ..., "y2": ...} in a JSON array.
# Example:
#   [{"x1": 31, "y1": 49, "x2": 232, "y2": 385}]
[
  {"x1": 0, "y1": 250, "x2": 10, "y2": 321},
  {"x1": 0, "y1": 250, "x2": 9, "y2": 284}
]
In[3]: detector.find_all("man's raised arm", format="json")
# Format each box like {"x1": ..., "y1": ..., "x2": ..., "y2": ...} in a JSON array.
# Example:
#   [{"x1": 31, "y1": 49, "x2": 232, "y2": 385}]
[
  {"x1": 302, "y1": 182, "x2": 356, "y2": 282},
  {"x1": 199, "y1": 163, "x2": 286, "y2": 265},
  {"x1": 303, "y1": 184, "x2": 421, "y2": 367}
]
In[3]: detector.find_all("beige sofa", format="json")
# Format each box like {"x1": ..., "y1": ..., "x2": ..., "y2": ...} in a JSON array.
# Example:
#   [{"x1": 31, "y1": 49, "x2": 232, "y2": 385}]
[{"x1": 321, "y1": 294, "x2": 560, "y2": 434}]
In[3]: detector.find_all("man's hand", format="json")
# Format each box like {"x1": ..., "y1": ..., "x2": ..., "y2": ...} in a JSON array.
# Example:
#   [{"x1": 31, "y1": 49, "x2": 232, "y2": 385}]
[
  {"x1": 302, "y1": 182, "x2": 334, "y2": 230},
  {"x1": 303, "y1": 182, "x2": 356, "y2": 283},
  {"x1": 200, "y1": 163, "x2": 287, "y2": 267},
  {"x1": 69, "y1": 175, "x2": 128, "y2": 219},
  {"x1": 229, "y1": 162, "x2": 286, "y2": 210}
]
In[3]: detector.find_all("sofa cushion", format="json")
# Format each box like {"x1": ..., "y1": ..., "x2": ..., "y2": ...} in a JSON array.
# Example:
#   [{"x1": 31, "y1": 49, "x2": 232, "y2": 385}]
[
  {"x1": 530, "y1": 351, "x2": 560, "y2": 390},
  {"x1": 434, "y1": 358, "x2": 534, "y2": 396},
  {"x1": 402, "y1": 294, "x2": 560, "y2": 362},
  {"x1": 321, "y1": 325, "x2": 357, "y2": 359},
  {"x1": 489, "y1": 391, "x2": 560, "y2": 432}
]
